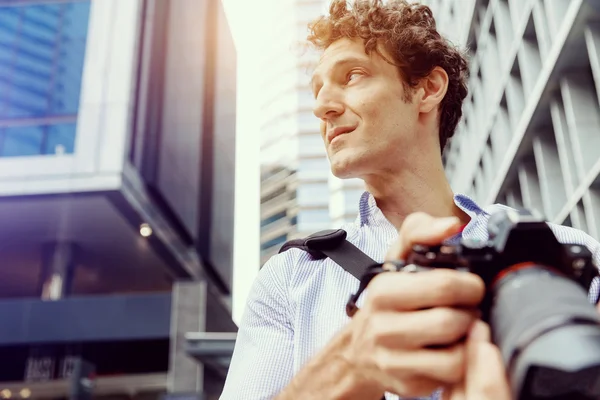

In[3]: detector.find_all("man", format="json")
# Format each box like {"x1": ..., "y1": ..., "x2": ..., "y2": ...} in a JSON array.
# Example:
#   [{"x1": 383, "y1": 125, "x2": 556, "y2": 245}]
[{"x1": 220, "y1": 1, "x2": 600, "y2": 399}]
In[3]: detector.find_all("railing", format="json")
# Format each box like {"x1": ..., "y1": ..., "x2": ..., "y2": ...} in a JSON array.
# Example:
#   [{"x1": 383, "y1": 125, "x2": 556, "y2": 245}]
[{"x1": 0, "y1": 373, "x2": 167, "y2": 399}]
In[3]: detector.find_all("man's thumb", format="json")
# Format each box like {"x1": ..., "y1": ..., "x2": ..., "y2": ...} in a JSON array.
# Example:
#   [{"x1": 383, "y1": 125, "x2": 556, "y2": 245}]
[
  {"x1": 468, "y1": 320, "x2": 491, "y2": 343},
  {"x1": 465, "y1": 321, "x2": 511, "y2": 400}
]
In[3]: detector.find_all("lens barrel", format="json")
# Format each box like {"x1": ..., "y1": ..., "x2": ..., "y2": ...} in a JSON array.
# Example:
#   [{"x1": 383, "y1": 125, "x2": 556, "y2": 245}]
[{"x1": 490, "y1": 265, "x2": 600, "y2": 400}]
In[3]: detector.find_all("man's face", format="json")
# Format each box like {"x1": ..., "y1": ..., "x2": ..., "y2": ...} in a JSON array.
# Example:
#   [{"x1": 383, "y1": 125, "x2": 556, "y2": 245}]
[{"x1": 311, "y1": 37, "x2": 420, "y2": 179}]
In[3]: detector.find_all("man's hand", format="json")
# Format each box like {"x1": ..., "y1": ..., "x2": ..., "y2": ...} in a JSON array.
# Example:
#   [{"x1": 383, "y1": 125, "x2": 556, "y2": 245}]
[
  {"x1": 338, "y1": 212, "x2": 486, "y2": 398},
  {"x1": 276, "y1": 212, "x2": 489, "y2": 400},
  {"x1": 443, "y1": 321, "x2": 511, "y2": 400}
]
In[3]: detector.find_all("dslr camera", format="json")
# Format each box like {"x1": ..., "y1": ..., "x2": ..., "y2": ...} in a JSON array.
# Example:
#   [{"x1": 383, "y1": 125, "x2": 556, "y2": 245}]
[{"x1": 346, "y1": 209, "x2": 600, "y2": 400}]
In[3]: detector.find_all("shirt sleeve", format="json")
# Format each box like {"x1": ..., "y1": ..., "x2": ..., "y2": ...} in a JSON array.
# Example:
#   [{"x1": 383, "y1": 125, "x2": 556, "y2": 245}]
[
  {"x1": 546, "y1": 222, "x2": 600, "y2": 303},
  {"x1": 587, "y1": 240, "x2": 600, "y2": 303},
  {"x1": 220, "y1": 254, "x2": 295, "y2": 400}
]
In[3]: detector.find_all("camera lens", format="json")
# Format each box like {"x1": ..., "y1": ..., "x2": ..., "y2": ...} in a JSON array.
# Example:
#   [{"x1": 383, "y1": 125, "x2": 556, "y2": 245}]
[{"x1": 490, "y1": 265, "x2": 600, "y2": 400}]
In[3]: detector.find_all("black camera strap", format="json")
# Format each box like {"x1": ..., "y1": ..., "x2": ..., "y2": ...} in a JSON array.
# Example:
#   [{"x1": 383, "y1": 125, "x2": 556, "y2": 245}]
[
  {"x1": 314, "y1": 239, "x2": 377, "y2": 280},
  {"x1": 279, "y1": 229, "x2": 376, "y2": 280}
]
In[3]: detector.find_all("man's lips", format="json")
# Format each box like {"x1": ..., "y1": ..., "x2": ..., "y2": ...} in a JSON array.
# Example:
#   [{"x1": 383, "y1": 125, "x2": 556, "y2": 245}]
[{"x1": 327, "y1": 126, "x2": 356, "y2": 144}]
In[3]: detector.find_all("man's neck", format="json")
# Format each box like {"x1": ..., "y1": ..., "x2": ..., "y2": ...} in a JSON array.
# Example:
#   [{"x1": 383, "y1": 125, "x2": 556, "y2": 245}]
[{"x1": 363, "y1": 160, "x2": 470, "y2": 230}]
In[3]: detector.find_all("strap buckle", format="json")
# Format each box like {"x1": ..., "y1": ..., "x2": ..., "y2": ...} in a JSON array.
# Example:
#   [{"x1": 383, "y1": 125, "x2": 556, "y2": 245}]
[{"x1": 345, "y1": 260, "x2": 412, "y2": 317}]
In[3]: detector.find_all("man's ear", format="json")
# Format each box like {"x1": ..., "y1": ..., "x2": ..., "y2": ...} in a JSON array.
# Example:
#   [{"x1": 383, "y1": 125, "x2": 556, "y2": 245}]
[{"x1": 417, "y1": 66, "x2": 449, "y2": 113}]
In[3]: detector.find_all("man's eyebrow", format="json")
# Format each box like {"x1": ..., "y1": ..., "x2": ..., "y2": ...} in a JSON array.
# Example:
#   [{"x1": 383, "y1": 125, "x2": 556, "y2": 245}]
[{"x1": 310, "y1": 56, "x2": 371, "y2": 89}]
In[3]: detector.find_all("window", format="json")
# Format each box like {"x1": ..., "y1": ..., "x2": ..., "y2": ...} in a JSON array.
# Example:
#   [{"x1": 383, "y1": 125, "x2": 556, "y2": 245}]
[
  {"x1": 0, "y1": 123, "x2": 76, "y2": 157},
  {"x1": 260, "y1": 234, "x2": 287, "y2": 251},
  {"x1": 0, "y1": 1, "x2": 91, "y2": 157},
  {"x1": 297, "y1": 157, "x2": 329, "y2": 180},
  {"x1": 299, "y1": 90, "x2": 315, "y2": 109},
  {"x1": 297, "y1": 183, "x2": 329, "y2": 207},
  {"x1": 344, "y1": 189, "x2": 363, "y2": 211},
  {"x1": 298, "y1": 110, "x2": 320, "y2": 133},
  {"x1": 297, "y1": 209, "x2": 330, "y2": 232},
  {"x1": 298, "y1": 134, "x2": 326, "y2": 157},
  {"x1": 261, "y1": 211, "x2": 287, "y2": 228},
  {"x1": 261, "y1": 186, "x2": 287, "y2": 204}
]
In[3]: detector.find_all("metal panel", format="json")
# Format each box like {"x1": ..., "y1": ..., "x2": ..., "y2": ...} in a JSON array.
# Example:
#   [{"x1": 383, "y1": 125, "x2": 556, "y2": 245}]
[
  {"x1": 168, "y1": 282, "x2": 206, "y2": 394},
  {"x1": 517, "y1": 157, "x2": 544, "y2": 218},
  {"x1": 156, "y1": 0, "x2": 210, "y2": 242},
  {"x1": 208, "y1": 0, "x2": 237, "y2": 293},
  {"x1": 561, "y1": 72, "x2": 600, "y2": 183},
  {"x1": 532, "y1": 131, "x2": 567, "y2": 220},
  {"x1": 128, "y1": 0, "x2": 236, "y2": 294},
  {"x1": 185, "y1": 333, "x2": 236, "y2": 379},
  {"x1": 0, "y1": 294, "x2": 171, "y2": 345},
  {"x1": 0, "y1": 373, "x2": 167, "y2": 400}
]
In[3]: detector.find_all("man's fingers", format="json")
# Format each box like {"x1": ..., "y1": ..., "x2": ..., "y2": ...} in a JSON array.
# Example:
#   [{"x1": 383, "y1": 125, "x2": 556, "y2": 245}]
[
  {"x1": 376, "y1": 343, "x2": 467, "y2": 385},
  {"x1": 465, "y1": 321, "x2": 511, "y2": 400},
  {"x1": 465, "y1": 342, "x2": 511, "y2": 400},
  {"x1": 468, "y1": 318, "x2": 491, "y2": 342},
  {"x1": 442, "y1": 384, "x2": 465, "y2": 400},
  {"x1": 386, "y1": 213, "x2": 463, "y2": 261},
  {"x1": 372, "y1": 308, "x2": 479, "y2": 348},
  {"x1": 384, "y1": 376, "x2": 445, "y2": 399},
  {"x1": 367, "y1": 269, "x2": 485, "y2": 310},
  {"x1": 444, "y1": 322, "x2": 510, "y2": 400}
]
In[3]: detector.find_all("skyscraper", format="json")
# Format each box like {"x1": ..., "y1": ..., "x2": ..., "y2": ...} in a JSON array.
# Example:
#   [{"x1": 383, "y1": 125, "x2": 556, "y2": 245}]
[{"x1": 429, "y1": 0, "x2": 600, "y2": 240}]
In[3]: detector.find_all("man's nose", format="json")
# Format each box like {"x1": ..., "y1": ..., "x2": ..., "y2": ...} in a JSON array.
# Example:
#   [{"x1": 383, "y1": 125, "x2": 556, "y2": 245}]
[{"x1": 313, "y1": 89, "x2": 344, "y2": 120}]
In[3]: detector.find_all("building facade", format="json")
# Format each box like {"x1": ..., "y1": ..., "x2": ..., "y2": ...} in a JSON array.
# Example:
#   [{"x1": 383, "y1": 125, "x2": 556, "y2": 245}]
[
  {"x1": 0, "y1": 0, "x2": 237, "y2": 399},
  {"x1": 427, "y1": 0, "x2": 600, "y2": 241},
  {"x1": 258, "y1": 0, "x2": 365, "y2": 266}
]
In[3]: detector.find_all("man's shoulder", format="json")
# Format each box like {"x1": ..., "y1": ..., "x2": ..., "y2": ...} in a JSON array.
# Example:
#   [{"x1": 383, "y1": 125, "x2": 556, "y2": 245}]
[
  {"x1": 265, "y1": 244, "x2": 320, "y2": 272},
  {"x1": 545, "y1": 222, "x2": 600, "y2": 260},
  {"x1": 485, "y1": 203, "x2": 600, "y2": 259},
  {"x1": 274, "y1": 219, "x2": 363, "y2": 264},
  {"x1": 264, "y1": 219, "x2": 369, "y2": 281},
  {"x1": 261, "y1": 233, "x2": 334, "y2": 284},
  {"x1": 261, "y1": 245, "x2": 316, "y2": 277}
]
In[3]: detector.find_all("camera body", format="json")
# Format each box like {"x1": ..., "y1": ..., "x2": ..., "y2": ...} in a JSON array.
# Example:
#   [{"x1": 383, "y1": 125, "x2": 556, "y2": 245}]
[
  {"x1": 347, "y1": 209, "x2": 600, "y2": 400},
  {"x1": 405, "y1": 209, "x2": 598, "y2": 320}
]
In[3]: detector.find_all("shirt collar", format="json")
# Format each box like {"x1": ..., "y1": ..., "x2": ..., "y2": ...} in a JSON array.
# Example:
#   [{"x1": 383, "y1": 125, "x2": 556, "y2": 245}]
[{"x1": 356, "y1": 190, "x2": 489, "y2": 227}]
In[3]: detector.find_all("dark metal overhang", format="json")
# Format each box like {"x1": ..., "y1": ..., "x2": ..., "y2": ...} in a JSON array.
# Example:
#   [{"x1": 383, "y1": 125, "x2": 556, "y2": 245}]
[
  {"x1": 0, "y1": 293, "x2": 172, "y2": 345},
  {"x1": 185, "y1": 332, "x2": 237, "y2": 378}
]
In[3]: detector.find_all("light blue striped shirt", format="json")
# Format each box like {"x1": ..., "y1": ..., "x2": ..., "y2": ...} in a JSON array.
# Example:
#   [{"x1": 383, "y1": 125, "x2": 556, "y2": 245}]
[{"x1": 221, "y1": 191, "x2": 600, "y2": 400}]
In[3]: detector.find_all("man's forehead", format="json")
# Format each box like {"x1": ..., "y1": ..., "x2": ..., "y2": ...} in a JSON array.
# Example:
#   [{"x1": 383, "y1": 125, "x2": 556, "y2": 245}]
[{"x1": 311, "y1": 39, "x2": 371, "y2": 81}]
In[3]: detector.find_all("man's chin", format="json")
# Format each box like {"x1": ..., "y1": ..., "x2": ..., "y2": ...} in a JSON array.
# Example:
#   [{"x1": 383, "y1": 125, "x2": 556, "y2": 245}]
[{"x1": 329, "y1": 159, "x2": 359, "y2": 180}]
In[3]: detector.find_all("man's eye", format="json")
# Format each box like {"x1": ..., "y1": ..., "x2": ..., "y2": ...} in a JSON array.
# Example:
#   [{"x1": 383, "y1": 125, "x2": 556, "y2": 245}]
[{"x1": 347, "y1": 72, "x2": 362, "y2": 82}]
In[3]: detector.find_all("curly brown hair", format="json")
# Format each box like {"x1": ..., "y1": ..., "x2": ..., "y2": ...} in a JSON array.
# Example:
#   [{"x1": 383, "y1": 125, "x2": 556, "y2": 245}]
[{"x1": 307, "y1": 0, "x2": 469, "y2": 153}]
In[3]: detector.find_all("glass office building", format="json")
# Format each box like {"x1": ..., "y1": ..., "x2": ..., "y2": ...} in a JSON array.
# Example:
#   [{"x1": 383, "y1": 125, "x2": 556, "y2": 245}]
[
  {"x1": 0, "y1": 1, "x2": 89, "y2": 157},
  {"x1": 426, "y1": 0, "x2": 600, "y2": 241},
  {"x1": 0, "y1": 0, "x2": 237, "y2": 399}
]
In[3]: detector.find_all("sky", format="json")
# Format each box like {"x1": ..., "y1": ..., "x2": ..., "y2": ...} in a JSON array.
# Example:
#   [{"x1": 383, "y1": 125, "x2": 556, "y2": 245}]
[{"x1": 221, "y1": 0, "x2": 274, "y2": 324}]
